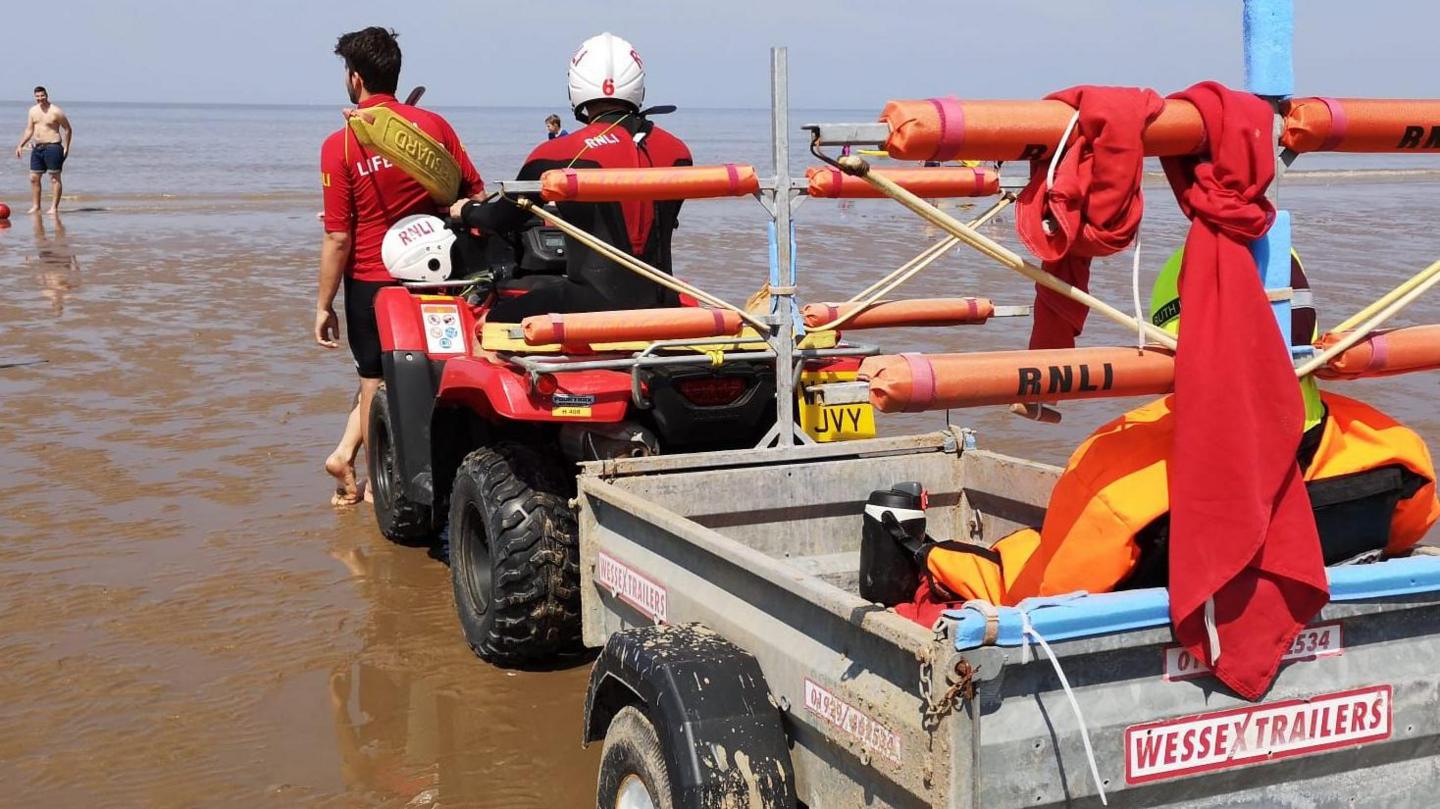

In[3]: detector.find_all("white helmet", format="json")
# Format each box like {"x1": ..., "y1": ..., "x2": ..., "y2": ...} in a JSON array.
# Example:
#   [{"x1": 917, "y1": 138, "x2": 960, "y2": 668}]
[
  {"x1": 381, "y1": 214, "x2": 455, "y2": 283},
  {"x1": 567, "y1": 32, "x2": 645, "y2": 121}
]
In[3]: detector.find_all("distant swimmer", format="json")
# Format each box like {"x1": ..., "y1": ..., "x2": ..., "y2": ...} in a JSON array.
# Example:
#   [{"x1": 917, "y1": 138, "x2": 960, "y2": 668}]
[
  {"x1": 13, "y1": 86, "x2": 73, "y2": 214},
  {"x1": 545, "y1": 113, "x2": 567, "y2": 140}
]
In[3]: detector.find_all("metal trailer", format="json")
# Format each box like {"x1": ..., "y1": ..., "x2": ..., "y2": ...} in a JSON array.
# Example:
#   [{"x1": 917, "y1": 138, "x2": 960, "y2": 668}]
[{"x1": 575, "y1": 430, "x2": 1440, "y2": 807}]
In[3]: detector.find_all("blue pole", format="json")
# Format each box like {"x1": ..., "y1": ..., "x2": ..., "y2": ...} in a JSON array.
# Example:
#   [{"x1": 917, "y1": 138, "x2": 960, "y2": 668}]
[{"x1": 1243, "y1": 0, "x2": 1295, "y2": 348}]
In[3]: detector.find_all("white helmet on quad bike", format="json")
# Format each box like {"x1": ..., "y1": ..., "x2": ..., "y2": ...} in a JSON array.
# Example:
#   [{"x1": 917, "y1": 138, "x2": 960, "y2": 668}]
[
  {"x1": 381, "y1": 214, "x2": 456, "y2": 283},
  {"x1": 567, "y1": 32, "x2": 645, "y2": 122}
]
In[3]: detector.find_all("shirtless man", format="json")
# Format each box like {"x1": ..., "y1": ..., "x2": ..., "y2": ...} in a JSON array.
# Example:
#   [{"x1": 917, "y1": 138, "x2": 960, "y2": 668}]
[{"x1": 14, "y1": 87, "x2": 73, "y2": 214}]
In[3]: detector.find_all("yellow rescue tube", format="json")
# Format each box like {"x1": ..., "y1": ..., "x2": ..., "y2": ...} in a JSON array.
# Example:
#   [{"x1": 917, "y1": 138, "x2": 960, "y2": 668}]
[{"x1": 347, "y1": 106, "x2": 461, "y2": 203}]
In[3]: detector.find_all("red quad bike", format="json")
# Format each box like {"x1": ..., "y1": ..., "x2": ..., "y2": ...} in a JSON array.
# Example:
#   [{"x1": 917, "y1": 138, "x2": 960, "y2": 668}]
[{"x1": 367, "y1": 217, "x2": 876, "y2": 667}]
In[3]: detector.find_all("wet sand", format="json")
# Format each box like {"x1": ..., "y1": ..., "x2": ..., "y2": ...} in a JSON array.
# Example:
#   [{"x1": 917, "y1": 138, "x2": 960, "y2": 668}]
[{"x1": 2, "y1": 175, "x2": 1439, "y2": 806}]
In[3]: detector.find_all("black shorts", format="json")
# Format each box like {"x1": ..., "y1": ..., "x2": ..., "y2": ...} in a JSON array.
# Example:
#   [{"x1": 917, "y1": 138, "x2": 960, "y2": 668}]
[
  {"x1": 343, "y1": 276, "x2": 395, "y2": 379},
  {"x1": 30, "y1": 143, "x2": 64, "y2": 173}
]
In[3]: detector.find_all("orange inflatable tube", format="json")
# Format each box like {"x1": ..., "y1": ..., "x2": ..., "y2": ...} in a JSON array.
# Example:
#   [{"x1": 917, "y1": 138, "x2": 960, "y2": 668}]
[
  {"x1": 539, "y1": 164, "x2": 760, "y2": 202},
  {"x1": 879, "y1": 98, "x2": 1206, "y2": 162},
  {"x1": 1282, "y1": 98, "x2": 1440, "y2": 153},
  {"x1": 801, "y1": 298, "x2": 995, "y2": 329},
  {"x1": 1315, "y1": 325, "x2": 1440, "y2": 379},
  {"x1": 521, "y1": 308, "x2": 743, "y2": 346},
  {"x1": 805, "y1": 166, "x2": 999, "y2": 199},
  {"x1": 859, "y1": 347, "x2": 1176, "y2": 413}
]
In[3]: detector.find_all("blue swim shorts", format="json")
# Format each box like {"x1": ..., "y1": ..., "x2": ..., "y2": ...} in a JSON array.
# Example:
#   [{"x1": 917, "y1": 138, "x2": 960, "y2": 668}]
[{"x1": 30, "y1": 143, "x2": 65, "y2": 174}]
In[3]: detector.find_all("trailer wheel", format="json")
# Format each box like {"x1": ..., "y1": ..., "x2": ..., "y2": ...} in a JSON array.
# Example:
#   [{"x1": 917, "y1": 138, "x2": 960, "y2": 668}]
[
  {"x1": 597, "y1": 706, "x2": 674, "y2": 809},
  {"x1": 448, "y1": 442, "x2": 580, "y2": 665},
  {"x1": 368, "y1": 388, "x2": 434, "y2": 544}
]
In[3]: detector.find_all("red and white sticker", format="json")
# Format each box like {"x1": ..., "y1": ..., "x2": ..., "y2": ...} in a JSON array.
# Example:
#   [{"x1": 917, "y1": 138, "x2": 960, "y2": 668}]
[
  {"x1": 803, "y1": 678, "x2": 903, "y2": 765},
  {"x1": 1125, "y1": 685, "x2": 1392, "y2": 785},
  {"x1": 594, "y1": 551, "x2": 667, "y2": 624},
  {"x1": 420, "y1": 303, "x2": 464, "y2": 355},
  {"x1": 1164, "y1": 622, "x2": 1343, "y2": 682}
]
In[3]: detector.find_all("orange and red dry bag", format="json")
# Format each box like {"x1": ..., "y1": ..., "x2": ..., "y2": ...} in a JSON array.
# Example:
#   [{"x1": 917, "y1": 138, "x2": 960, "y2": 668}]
[
  {"x1": 879, "y1": 98, "x2": 1205, "y2": 162},
  {"x1": 1315, "y1": 324, "x2": 1440, "y2": 379},
  {"x1": 521, "y1": 308, "x2": 743, "y2": 346},
  {"x1": 858, "y1": 346, "x2": 1176, "y2": 413},
  {"x1": 805, "y1": 166, "x2": 1000, "y2": 199},
  {"x1": 1282, "y1": 98, "x2": 1440, "y2": 153},
  {"x1": 801, "y1": 298, "x2": 995, "y2": 329},
  {"x1": 539, "y1": 164, "x2": 760, "y2": 202}
]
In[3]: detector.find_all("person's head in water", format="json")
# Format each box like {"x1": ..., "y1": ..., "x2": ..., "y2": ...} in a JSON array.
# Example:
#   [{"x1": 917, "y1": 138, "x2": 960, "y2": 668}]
[
  {"x1": 545, "y1": 114, "x2": 562, "y2": 135},
  {"x1": 567, "y1": 32, "x2": 645, "y2": 123},
  {"x1": 334, "y1": 27, "x2": 401, "y2": 104},
  {"x1": 33, "y1": 86, "x2": 48, "y2": 108}
]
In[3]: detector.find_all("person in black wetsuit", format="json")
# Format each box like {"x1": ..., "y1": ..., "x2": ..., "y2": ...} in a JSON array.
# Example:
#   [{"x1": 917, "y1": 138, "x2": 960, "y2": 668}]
[{"x1": 450, "y1": 32, "x2": 693, "y2": 321}]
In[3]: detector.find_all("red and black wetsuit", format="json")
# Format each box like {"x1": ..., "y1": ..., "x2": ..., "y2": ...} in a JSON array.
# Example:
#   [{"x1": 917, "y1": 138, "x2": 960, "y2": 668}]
[{"x1": 461, "y1": 111, "x2": 692, "y2": 320}]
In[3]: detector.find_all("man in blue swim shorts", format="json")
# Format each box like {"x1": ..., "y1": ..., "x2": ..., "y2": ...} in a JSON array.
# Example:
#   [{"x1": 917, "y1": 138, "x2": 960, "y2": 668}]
[{"x1": 14, "y1": 86, "x2": 73, "y2": 214}]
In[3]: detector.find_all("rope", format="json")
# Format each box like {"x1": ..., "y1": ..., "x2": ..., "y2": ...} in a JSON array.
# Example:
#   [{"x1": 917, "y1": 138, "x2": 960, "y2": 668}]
[
  {"x1": 1020, "y1": 612, "x2": 1109, "y2": 806},
  {"x1": 836, "y1": 155, "x2": 1177, "y2": 350},
  {"x1": 512, "y1": 197, "x2": 771, "y2": 334},
  {"x1": 811, "y1": 195, "x2": 1015, "y2": 333},
  {"x1": 1131, "y1": 235, "x2": 1145, "y2": 350},
  {"x1": 1045, "y1": 111, "x2": 1081, "y2": 191}
]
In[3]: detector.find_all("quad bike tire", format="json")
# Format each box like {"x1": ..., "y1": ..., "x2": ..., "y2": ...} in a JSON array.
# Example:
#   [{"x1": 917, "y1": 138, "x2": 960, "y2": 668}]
[
  {"x1": 448, "y1": 442, "x2": 581, "y2": 666},
  {"x1": 367, "y1": 388, "x2": 435, "y2": 544}
]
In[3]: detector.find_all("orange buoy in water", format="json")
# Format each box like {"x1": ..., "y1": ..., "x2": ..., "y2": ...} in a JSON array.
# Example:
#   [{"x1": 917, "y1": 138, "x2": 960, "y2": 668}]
[
  {"x1": 521, "y1": 308, "x2": 743, "y2": 346},
  {"x1": 0, "y1": 202, "x2": 10, "y2": 220},
  {"x1": 858, "y1": 346, "x2": 1176, "y2": 413},
  {"x1": 539, "y1": 164, "x2": 760, "y2": 202},
  {"x1": 801, "y1": 298, "x2": 995, "y2": 329}
]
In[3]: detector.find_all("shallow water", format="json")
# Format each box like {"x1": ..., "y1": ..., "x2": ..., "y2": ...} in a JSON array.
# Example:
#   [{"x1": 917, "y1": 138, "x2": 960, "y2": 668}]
[{"x1": 2, "y1": 104, "x2": 1440, "y2": 807}]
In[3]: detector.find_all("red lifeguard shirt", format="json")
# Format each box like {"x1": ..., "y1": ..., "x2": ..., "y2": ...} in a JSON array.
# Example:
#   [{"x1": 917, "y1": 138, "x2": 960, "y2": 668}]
[{"x1": 320, "y1": 94, "x2": 484, "y2": 282}]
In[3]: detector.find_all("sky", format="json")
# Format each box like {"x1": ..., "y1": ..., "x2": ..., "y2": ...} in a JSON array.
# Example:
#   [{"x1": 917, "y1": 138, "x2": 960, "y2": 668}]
[{"x1": 3, "y1": 1, "x2": 1437, "y2": 110}]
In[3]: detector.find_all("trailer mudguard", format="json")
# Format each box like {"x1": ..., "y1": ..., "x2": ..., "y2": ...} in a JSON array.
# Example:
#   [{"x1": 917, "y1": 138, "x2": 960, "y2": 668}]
[{"x1": 583, "y1": 624, "x2": 796, "y2": 808}]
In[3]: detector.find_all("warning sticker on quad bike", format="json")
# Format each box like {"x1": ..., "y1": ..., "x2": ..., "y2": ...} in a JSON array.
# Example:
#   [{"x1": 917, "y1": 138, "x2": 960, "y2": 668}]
[
  {"x1": 420, "y1": 304, "x2": 464, "y2": 355},
  {"x1": 594, "y1": 551, "x2": 667, "y2": 624},
  {"x1": 803, "y1": 678, "x2": 903, "y2": 765},
  {"x1": 1164, "y1": 622, "x2": 1343, "y2": 682},
  {"x1": 1124, "y1": 684, "x2": 1392, "y2": 785}
]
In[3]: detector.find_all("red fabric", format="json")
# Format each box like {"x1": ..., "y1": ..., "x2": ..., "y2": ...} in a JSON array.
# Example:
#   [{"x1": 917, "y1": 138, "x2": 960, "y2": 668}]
[
  {"x1": 1015, "y1": 86, "x2": 1165, "y2": 349},
  {"x1": 320, "y1": 94, "x2": 485, "y2": 282},
  {"x1": 1160, "y1": 81, "x2": 1327, "y2": 701},
  {"x1": 893, "y1": 577, "x2": 949, "y2": 627}
]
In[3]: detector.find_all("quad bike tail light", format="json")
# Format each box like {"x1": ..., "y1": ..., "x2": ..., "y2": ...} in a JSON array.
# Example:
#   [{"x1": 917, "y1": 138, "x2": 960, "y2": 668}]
[{"x1": 676, "y1": 375, "x2": 747, "y2": 407}]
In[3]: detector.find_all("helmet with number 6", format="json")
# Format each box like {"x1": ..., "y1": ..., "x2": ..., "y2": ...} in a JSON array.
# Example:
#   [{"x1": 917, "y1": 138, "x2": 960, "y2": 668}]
[
  {"x1": 567, "y1": 32, "x2": 645, "y2": 122},
  {"x1": 381, "y1": 214, "x2": 456, "y2": 283}
]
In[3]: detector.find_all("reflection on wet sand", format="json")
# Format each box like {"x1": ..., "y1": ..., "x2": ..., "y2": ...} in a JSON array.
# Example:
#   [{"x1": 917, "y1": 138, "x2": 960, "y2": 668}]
[{"x1": 27, "y1": 212, "x2": 82, "y2": 316}]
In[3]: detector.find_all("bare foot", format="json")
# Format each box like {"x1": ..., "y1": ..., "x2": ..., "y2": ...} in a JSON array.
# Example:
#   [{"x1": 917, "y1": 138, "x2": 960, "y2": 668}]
[
  {"x1": 326, "y1": 451, "x2": 360, "y2": 506},
  {"x1": 26, "y1": 206, "x2": 39, "y2": 214},
  {"x1": 360, "y1": 479, "x2": 373, "y2": 505},
  {"x1": 45, "y1": 207, "x2": 58, "y2": 215}
]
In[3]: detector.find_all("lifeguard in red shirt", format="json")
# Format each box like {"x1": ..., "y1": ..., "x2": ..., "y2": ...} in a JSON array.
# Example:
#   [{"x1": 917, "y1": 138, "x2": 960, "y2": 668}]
[{"x1": 315, "y1": 26, "x2": 484, "y2": 506}]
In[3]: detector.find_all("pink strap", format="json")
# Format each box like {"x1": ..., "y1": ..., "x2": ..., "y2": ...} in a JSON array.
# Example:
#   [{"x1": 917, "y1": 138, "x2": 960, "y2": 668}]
[
  {"x1": 1365, "y1": 333, "x2": 1389, "y2": 372},
  {"x1": 830, "y1": 168, "x2": 844, "y2": 196},
  {"x1": 928, "y1": 97, "x2": 967, "y2": 161},
  {"x1": 970, "y1": 167, "x2": 982, "y2": 196},
  {"x1": 724, "y1": 162, "x2": 740, "y2": 195},
  {"x1": 901, "y1": 352, "x2": 937, "y2": 413},
  {"x1": 966, "y1": 298, "x2": 979, "y2": 322},
  {"x1": 826, "y1": 304, "x2": 839, "y2": 323},
  {"x1": 711, "y1": 309, "x2": 727, "y2": 333},
  {"x1": 563, "y1": 169, "x2": 580, "y2": 199},
  {"x1": 1317, "y1": 97, "x2": 1349, "y2": 152},
  {"x1": 549, "y1": 313, "x2": 566, "y2": 344}
]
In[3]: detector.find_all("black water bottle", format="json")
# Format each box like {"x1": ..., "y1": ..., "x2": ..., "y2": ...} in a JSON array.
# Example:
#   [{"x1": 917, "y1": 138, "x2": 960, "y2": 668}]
[{"x1": 859, "y1": 482, "x2": 929, "y2": 605}]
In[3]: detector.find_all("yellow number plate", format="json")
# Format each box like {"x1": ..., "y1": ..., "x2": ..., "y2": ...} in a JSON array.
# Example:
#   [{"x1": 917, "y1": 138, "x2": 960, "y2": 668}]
[
  {"x1": 551, "y1": 406, "x2": 592, "y2": 418},
  {"x1": 798, "y1": 369, "x2": 876, "y2": 443}
]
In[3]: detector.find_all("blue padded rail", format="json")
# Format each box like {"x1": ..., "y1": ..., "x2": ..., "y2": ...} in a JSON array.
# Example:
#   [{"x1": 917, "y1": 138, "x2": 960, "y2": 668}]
[
  {"x1": 1243, "y1": 0, "x2": 1295, "y2": 98},
  {"x1": 949, "y1": 556, "x2": 1440, "y2": 651}
]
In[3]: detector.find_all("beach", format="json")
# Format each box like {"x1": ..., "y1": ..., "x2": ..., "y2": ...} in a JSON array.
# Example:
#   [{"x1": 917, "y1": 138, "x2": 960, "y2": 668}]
[{"x1": 3, "y1": 102, "x2": 1440, "y2": 806}]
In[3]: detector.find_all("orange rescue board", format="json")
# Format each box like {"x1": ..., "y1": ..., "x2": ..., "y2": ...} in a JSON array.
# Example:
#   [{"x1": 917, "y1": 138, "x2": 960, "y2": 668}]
[
  {"x1": 1315, "y1": 324, "x2": 1440, "y2": 379},
  {"x1": 801, "y1": 298, "x2": 995, "y2": 329},
  {"x1": 1282, "y1": 98, "x2": 1440, "y2": 153},
  {"x1": 879, "y1": 98, "x2": 1206, "y2": 162},
  {"x1": 859, "y1": 347, "x2": 1176, "y2": 413},
  {"x1": 539, "y1": 164, "x2": 760, "y2": 202},
  {"x1": 521, "y1": 308, "x2": 743, "y2": 346},
  {"x1": 805, "y1": 166, "x2": 1000, "y2": 198}
]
